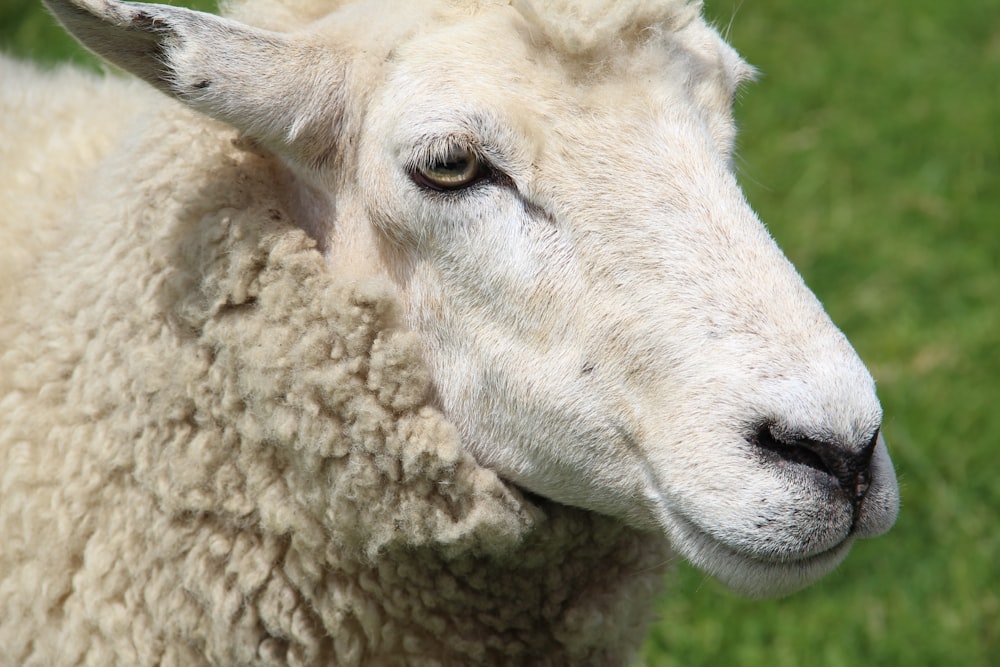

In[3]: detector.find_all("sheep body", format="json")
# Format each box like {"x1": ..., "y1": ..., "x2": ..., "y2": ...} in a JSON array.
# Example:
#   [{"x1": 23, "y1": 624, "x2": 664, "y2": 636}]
[
  {"x1": 0, "y1": 58, "x2": 667, "y2": 666},
  {"x1": 2, "y1": 0, "x2": 902, "y2": 661}
]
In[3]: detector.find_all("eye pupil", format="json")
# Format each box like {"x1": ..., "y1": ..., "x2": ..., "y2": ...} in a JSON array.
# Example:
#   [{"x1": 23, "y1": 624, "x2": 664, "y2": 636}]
[
  {"x1": 413, "y1": 149, "x2": 486, "y2": 191},
  {"x1": 439, "y1": 158, "x2": 468, "y2": 172},
  {"x1": 430, "y1": 158, "x2": 472, "y2": 181}
]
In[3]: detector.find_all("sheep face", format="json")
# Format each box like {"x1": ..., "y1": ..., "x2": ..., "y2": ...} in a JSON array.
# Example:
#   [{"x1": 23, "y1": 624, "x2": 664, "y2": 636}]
[
  {"x1": 46, "y1": 0, "x2": 898, "y2": 597},
  {"x1": 350, "y1": 6, "x2": 899, "y2": 597}
]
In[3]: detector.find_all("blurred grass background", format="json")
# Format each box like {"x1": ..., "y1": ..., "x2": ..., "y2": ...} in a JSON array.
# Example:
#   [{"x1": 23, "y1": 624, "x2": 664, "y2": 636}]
[{"x1": 3, "y1": 1, "x2": 997, "y2": 665}]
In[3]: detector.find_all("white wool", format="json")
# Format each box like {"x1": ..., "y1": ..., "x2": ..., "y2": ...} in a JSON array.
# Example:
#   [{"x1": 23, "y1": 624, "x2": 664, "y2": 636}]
[
  {"x1": 513, "y1": 0, "x2": 700, "y2": 57},
  {"x1": 0, "y1": 56, "x2": 668, "y2": 666}
]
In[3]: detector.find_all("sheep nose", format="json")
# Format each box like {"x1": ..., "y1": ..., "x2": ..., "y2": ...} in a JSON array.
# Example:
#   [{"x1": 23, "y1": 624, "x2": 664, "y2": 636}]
[{"x1": 752, "y1": 424, "x2": 878, "y2": 504}]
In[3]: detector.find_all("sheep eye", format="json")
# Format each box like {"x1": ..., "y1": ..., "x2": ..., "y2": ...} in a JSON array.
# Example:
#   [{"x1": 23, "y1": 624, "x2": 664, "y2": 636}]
[{"x1": 412, "y1": 149, "x2": 487, "y2": 191}]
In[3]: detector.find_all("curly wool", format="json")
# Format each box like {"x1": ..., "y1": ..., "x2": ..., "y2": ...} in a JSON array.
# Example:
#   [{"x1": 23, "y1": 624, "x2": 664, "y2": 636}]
[
  {"x1": 0, "y1": 61, "x2": 669, "y2": 666},
  {"x1": 512, "y1": 0, "x2": 699, "y2": 59}
]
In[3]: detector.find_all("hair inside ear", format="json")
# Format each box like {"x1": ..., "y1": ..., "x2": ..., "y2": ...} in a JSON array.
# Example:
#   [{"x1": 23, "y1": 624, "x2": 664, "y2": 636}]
[{"x1": 44, "y1": 0, "x2": 349, "y2": 170}]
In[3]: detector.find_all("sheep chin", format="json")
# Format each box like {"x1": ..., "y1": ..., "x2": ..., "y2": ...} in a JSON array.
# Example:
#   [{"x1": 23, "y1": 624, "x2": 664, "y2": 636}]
[{"x1": 656, "y1": 500, "x2": 858, "y2": 599}]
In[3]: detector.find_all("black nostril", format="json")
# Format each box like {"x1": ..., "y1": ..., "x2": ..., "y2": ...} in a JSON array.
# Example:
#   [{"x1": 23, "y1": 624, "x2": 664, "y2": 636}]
[
  {"x1": 752, "y1": 424, "x2": 833, "y2": 477},
  {"x1": 751, "y1": 423, "x2": 878, "y2": 504}
]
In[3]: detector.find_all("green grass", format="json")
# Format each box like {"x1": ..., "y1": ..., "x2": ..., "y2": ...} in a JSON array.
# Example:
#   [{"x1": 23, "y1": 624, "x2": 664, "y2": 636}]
[{"x1": 4, "y1": 1, "x2": 998, "y2": 665}]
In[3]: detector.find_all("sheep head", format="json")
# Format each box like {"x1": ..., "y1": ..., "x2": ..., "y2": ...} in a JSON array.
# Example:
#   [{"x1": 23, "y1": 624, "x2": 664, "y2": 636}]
[{"x1": 45, "y1": 0, "x2": 899, "y2": 597}]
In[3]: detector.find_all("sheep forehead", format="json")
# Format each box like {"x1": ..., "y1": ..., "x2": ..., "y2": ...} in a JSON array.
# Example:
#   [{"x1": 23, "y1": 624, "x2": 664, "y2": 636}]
[
  {"x1": 231, "y1": 0, "x2": 750, "y2": 81},
  {"x1": 511, "y1": 0, "x2": 701, "y2": 59},
  {"x1": 247, "y1": 0, "x2": 753, "y2": 159},
  {"x1": 375, "y1": 2, "x2": 746, "y2": 123},
  {"x1": 402, "y1": 0, "x2": 745, "y2": 79}
]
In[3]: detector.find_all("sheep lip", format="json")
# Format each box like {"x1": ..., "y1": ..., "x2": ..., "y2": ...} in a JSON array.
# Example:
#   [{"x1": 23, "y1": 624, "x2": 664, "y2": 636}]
[
  {"x1": 678, "y1": 508, "x2": 850, "y2": 564},
  {"x1": 658, "y1": 504, "x2": 856, "y2": 597}
]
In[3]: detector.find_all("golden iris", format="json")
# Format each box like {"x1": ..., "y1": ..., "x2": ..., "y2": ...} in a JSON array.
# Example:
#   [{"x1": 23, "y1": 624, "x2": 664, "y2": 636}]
[{"x1": 415, "y1": 149, "x2": 484, "y2": 190}]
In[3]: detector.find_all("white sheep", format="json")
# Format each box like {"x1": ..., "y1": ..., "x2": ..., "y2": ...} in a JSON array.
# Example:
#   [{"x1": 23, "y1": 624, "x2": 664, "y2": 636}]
[{"x1": 0, "y1": 0, "x2": 899, "y2": 664}]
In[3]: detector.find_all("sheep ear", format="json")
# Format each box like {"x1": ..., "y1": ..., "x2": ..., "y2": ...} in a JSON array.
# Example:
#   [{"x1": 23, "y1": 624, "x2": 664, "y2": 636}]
[{"x1": 44, "y1": 0, "x2": 345, "y2": 164}]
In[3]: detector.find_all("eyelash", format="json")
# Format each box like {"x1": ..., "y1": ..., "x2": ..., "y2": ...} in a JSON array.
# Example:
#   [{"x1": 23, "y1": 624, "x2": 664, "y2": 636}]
[
  {"x1": 410, "y1": 147, "x2": 494, "y2": 192},
  {"x1": 407, "y1": 129, "x2": 522, "y2": 194}
]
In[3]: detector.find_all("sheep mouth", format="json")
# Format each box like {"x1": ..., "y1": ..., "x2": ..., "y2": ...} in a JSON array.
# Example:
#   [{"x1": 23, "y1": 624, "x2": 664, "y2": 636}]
[
  {"x1": 681, "y1": 502, "x2": 851, "y2": 558},
  {"x1": 659, "y1": 501, "x2": 856, "y2": 598}
]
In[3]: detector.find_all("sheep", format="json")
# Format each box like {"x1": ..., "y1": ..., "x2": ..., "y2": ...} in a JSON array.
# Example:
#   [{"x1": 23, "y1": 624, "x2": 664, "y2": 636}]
[{"x1": 0, "y1": 0, "x2": 899, "y2": 664}]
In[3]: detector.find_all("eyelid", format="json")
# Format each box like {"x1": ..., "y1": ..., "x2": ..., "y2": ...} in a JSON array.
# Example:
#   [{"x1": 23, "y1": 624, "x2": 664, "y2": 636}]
[
  {"x1": 404, "y1": 134, "x2": 480, "y2": 172},
  {"x1": 411, "y1": 149, "x2": 492, "y2": 191},
  {"x1": 400, "y1": 119, "x2": 529, "y2": 195},
  {"x1": 405, "y1": 136, "x2": 510, "y2": 193}
]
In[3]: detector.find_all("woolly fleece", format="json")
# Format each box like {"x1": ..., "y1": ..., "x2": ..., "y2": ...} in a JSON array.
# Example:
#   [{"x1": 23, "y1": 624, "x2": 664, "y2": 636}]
[{"x1": 0, "y1": 58, "x2": 669, "y2": 666}]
